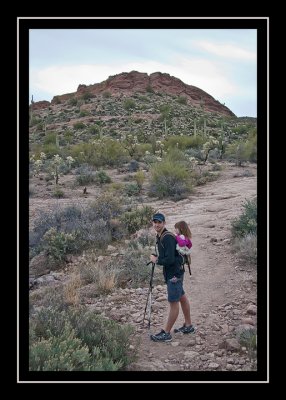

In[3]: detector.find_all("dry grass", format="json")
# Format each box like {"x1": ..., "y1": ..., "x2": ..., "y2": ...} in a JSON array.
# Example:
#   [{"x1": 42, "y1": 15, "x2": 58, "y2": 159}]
[
  {"x1": 63, "y1": 273, "x2": 82, "y2": 305},
  {"x1": 96, "y1": 264, "x2": 118, "y2": 294}
]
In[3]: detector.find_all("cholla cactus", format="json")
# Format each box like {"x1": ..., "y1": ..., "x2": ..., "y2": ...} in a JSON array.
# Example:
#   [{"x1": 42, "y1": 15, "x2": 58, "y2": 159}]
[
  {"x1": 40, "y1": 152, "x2": 46, "y2": 162},
  {"x1": 34, "y1": 159, "x2": 43, "y2": 176},
  {"x1": 50, "y1": 154, "x2": 63, "y2": 185},
  {"x1": 119, "y1": 134, "x2": 138, "y2": 157},
  {"x1": 66, "y1": 156, "x2": 75, "y2": 170},
  {"x1": 202, "y1": 136, "x2": 219, "y2": 163}
]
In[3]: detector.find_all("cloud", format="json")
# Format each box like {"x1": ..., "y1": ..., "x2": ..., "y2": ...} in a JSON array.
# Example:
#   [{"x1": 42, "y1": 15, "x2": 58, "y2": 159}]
[{"x1": 194, "y1": 40, "x2": 256, "y2": 61}]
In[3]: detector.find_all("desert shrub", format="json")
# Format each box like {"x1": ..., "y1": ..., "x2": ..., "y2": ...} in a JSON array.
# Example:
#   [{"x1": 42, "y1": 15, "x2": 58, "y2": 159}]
[
  {"x1": 69, "y1": 308, "x2": 136, "y2": 369},
  {"x1": 149, "y1": 159, "x2": 192, "y2": 200},
  {"x1": 123, "y1": 98, "x2": 136, "y2": 111},
  {"x1": 29, "y1": 116, "x2": 42, "y2": 127},
  {"x1": 30, "y1": 306, "x2": 137, "y2": 371},
  {"x1": 146, "y1": 85, "x2": 154, "y2": 93},
  {"x1": 164, "y1": 135, "x2": 204, "y2": 150},
  {"x1": 89, "y1": 192, "x2": 123, "y2": 222},
  {"x1": 231, "y1": 198, "x2": 257, "y2": 238},
  {"x1": 88, "y1": 125, "x2": 100, "y2": 136},
  {"x1": 236, "y1": 326, "x2": 257, "y2": 361},
  {"x1": 44, "y1": 132, "x2": 57, "y2": 145},
  {"x1": 194, "y1": 170, "x2": 217, "y2": 186},
  {"x1": 95, "y1": 170, "x2": 112, "y2": 185},
  {"x1": 90, "y1": 139, "x2": 129, "y2": 167},
  {"x1": 233, "y1": 169, "x2": 254, "y2": 178},
  {"x1": 120, "y1": 205, "x2": 154, "y2": 234},
  {"x1": 32, "y1": 307, "x2": 70, "y2": 340},
  {"x1": 64, "y1": 274, "x2": 82, "y2": 306},
  {"x1": 68, "y1": 97, "x2": 77, "y2": 106},
  {"x1": 224, "y1": 138, "x2": 256, "y2": 166},
  {"x1": 42, "y1": 228, "x2": 79, "y2": 264},
  {"x1": 134, "y1": 170, "x2": 145, "y2": 189},
  {"x1": 30, "y1": 286, "x2": 66, "y2": 311},
  {"x1": 102, "y1": 91, "x2": 111, "y2": 98},
  {"x1": 185, "y1": 147, "x2": 205, "y2": 161},
  {"x1": 52, "y1": 187, "x2": 65, "y2": 198},
  {"x1": 124, "y1": 183, "x2": 141, "y2": 197},
  {"x1": 94, "y1": 263, "x2": 119, "y2": 294},
  {"x1": 128, "y1": 160, "x2": 139, "y2": 172},
  {"x1": 116, "y1": 247, "x2": 152, "y2": 287},
  {"x1": 75, "y1": 164, "x2": 95, "y2": 185},
  {"x1": 73, "y1": 122, "x2": 85, "y2": 130},
  {"x1": 177, "y1": 96, "x2": 187, "y2": 105},
  {"x1": 81, "y1": 92, "x2": 93, "y2": 100},
  {"x1": 29, "y1": 195, "x2": 125, "y2": 258},
  {"x1": 29, "y1": 323, "x2": 91, "y2": 371},
  {"x1": 135, "y1": 229, "x2": 155, "y2": 248},
  {"x1": 76, "y1": 251, "x2": 120, "y2": 294},
  {"x1": 233, "y1": 234, "x2": 257, "y2": 266},
  {"x1": 42, "y1": 143, "x2": 61, "y2": 159},
  {"x1": 79, "y1": 110, "x2": 89, "y2": 118}
]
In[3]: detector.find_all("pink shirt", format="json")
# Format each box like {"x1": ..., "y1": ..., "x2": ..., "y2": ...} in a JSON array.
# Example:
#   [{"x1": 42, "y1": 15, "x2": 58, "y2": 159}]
[{"x1": 175, "y1": 234, "x2": 192, "y2": 249}]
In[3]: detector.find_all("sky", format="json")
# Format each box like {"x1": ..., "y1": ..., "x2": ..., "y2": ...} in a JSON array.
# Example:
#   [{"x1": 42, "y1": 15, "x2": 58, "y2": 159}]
[{"x1": 29, "y1": 29, "x2": 257, "y2": 117}]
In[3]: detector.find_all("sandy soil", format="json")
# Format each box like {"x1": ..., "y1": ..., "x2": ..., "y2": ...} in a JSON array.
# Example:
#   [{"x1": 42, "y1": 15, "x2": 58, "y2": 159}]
[
  {"x1": 127, "y1": 162, "x2": 257, "y2": 372},
  {"x1": 29, "y1": 162, "x2": 258, "y2": 375}
]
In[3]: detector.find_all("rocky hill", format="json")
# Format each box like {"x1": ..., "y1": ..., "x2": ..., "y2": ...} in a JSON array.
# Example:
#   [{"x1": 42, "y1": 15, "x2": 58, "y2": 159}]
[
  {"x1": 32, "y1": 71, "x2": 235, "y2": 117},
  {"x1": 29, "y1": 71, "x2": 256, "y2": 151}
]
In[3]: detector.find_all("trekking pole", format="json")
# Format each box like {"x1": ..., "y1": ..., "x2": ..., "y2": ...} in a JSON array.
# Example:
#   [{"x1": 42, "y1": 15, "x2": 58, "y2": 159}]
[{"x1": 142, "y1": 261, "x2": 155, "y2": 330}]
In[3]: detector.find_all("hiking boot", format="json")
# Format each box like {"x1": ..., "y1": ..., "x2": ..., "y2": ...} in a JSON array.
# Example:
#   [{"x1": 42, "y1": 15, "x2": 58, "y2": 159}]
[
  {"x1": 174, "y1": 324, "x2": 196, "y2": 334},
  {"x1": 150, "y1": 329, "x2": 172, "y2": 342}
]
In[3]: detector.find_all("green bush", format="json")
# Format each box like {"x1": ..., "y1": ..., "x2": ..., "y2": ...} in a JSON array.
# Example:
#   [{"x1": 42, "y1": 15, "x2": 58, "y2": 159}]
[
  {"x1": 134, "y1": 170, "x2": 145, "y2": 189},
  {"x1": 124, "y1": 183, "x2": 141, "y2": 197},
  {"x1": 233, "y1": 234, "x2": 257, "y2": 266},
  {"x1": 164, "y1": 135, "x2": 205, "y2": 150},
  {"x1": 68, "y1": 97, "x2": 77, "y2": 106},
  {"x1": 75, "y1": 164, "x2": 95, "y2": 185},
  {"x1": 29, "y1": 324, "x2": 91, "y2": 371},
  {"x1": 120, "y1": 205, "x2": 155, "y2": 234},
  {"x1": 52, "y1": 187, "x2": 65, "y2": 198},
  {"x1": 42, "y1": 228, "x2": 78, "y2": 264},
  {"x1": 149, "y1": 159, "x2": 192, "y2": 200},
  {"x1": 73, "y1": 122, "x2": 85, "y2": 130},
  {"x1": 102, "y1": 91, "x2": 111, "y2": 98},
  {"x1": 30, "y1": 306, "x2": 137, "y2": 371},
  {"x1": 231, "y1": 198, "x2": 257, "y2": 238},
  {"x1": 177, "y1": 96, "x2": 187, "y2": 105},
  {"x1": 95, "y1": 170, "x2": 112, "y2": 185}
]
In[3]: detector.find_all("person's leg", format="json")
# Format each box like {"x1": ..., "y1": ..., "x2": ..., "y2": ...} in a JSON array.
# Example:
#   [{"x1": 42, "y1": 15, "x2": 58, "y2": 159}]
[
  {"x1": 180, "y1": 294, "x2": 192, "y2": 326},
  {"x1": 164, "y1": 301, "x2": 180, "y2": 333},
  {"x1": 164, "y1": 277, "x2": 184, "y2": 332}
]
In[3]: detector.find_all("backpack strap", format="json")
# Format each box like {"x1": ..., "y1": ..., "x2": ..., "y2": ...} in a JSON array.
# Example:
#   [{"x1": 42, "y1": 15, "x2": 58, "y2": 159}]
[
  {"x1": 158, "y1": 230, "x2": 185, "y2": 270},
  {"x1": 184, "y1": 254, "x2": 192, "y2": 276},
  {"x1": 159, "y1": 230, "x2": 176, "y2": 245}
]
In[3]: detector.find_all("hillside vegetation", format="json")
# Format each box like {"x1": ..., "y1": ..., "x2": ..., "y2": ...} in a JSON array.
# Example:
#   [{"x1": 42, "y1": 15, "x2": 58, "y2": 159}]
[{"x1": 28, "y1": 74, "x2": 257, "y2": 373}]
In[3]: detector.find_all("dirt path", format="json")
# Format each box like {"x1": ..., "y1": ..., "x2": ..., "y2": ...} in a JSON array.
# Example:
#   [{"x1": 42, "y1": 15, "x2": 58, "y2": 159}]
[
  {"x1": 29, "y1": 162, "x2": 257, "y2": 372},
  {"x1": 128, "y1": 163, "x2": 257, "y2": 371}
]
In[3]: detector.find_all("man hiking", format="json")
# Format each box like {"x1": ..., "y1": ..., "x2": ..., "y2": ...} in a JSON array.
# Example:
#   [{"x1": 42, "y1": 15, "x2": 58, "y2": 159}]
[{"x1": 149, "y1": 213, "x2": 195, "y2": 342}]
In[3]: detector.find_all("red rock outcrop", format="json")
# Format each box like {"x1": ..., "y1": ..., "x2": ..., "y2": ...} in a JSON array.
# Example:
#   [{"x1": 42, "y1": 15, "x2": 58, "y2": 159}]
[{"x1": 33, "y1": 71, "x2": 235, "y2": 116}]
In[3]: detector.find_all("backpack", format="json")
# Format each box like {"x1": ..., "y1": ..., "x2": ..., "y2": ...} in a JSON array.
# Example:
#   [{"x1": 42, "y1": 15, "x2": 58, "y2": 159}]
[{"x1": 158, "y1": 231, "x2": 192, "y2": 275}]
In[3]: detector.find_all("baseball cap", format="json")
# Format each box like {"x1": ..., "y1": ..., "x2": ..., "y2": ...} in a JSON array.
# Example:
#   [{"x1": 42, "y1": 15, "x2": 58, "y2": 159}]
[{"x1": 152, "y1": 213, "x2": 165, "y2": 222}]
